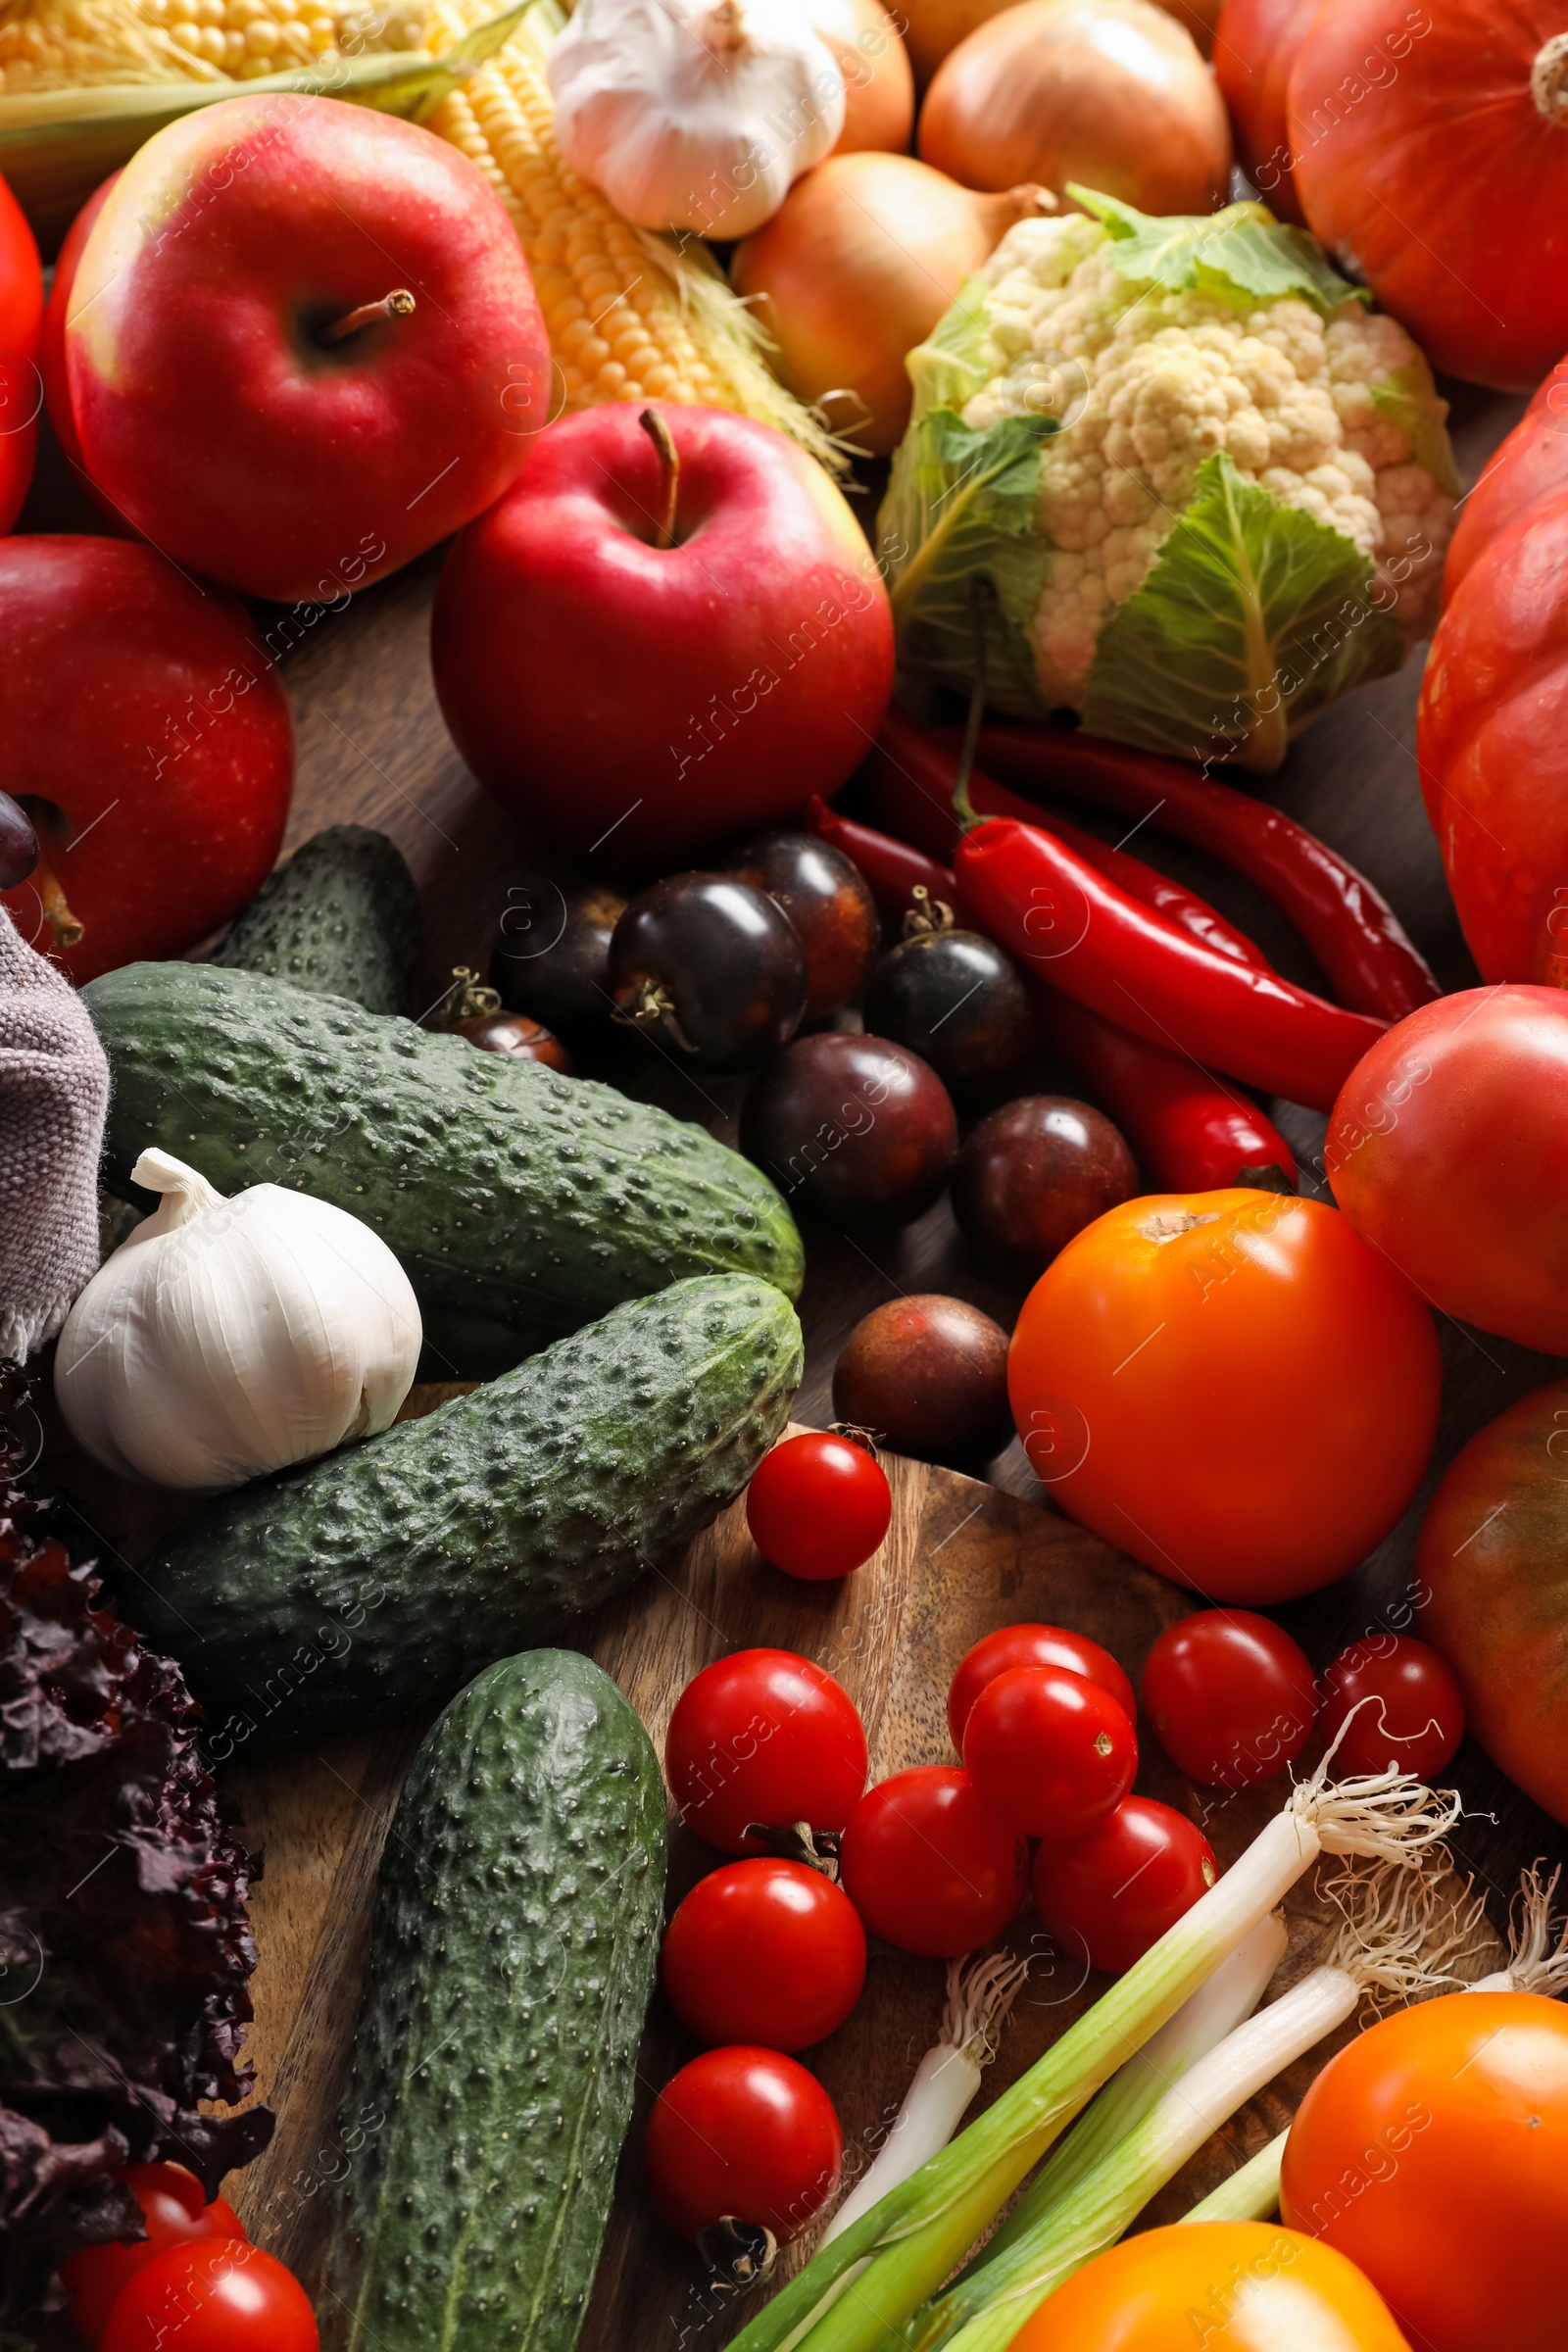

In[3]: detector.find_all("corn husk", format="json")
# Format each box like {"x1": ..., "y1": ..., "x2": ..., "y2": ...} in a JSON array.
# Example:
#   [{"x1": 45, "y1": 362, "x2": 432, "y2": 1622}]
[{"x1": 0, "y1": 0, "x2": 523, "y2": 246}]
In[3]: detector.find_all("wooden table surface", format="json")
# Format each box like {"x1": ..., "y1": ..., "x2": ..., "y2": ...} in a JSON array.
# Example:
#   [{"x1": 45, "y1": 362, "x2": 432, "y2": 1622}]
[{"x1": 18, "y1": 366, "x2": 1565, "y2": 2345}]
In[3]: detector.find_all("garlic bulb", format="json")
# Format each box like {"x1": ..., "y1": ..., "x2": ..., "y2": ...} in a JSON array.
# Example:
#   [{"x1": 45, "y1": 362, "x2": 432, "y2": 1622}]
[
  {"x1": 548, "y1": 0, "x2": 846, "y2": 241},
  {"x1": 55, "y1": 1150, "x2": 421, "y2": 1492}
]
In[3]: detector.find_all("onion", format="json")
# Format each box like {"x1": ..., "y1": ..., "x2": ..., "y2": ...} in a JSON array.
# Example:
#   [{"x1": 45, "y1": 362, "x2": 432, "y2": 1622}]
[
  {"x1": 810, "y1": 0, "x2": 915, "y2": 152},
  {"x1": 900, "y1": 0, "x2": 1222, "y2": 85},
  {"x1": 918, "y1": 0, "x2": 1232, "y2": 215},
  {"x1": 731, "y1": 152, "x2": 1054, "y2": 455}
]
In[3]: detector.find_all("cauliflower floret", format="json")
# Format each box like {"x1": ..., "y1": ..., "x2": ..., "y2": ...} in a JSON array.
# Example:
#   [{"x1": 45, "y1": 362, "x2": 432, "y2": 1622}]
[{"x1": 956, "y1": 219, "x2": 1454, "y2": 704}]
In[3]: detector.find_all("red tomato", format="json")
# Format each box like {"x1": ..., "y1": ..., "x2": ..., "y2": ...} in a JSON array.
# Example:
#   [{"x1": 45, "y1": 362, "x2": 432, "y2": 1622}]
[
  {"x1": 1032, "y1": 1796, "x2": 1217, "y2": 1977},
  {"x1": 1281, "y1": 1990, "x2": 1568, "y2": 2352},
  {"x1": 60, "y1": 2165, "x2": 247, "y2": 2346},
  {"x1": 1212, "y1": 0, "x2": 1318, "y2": 223},
  {"x1": 962, "y1": 1665, "x2": 1136, "y2": 1840},
  {"x1": 838, "y1": 1766, "x2": 1026, "y2": 1957},
  {"x1": 746, "y1": 1431, "x2": 892, "y2": 1580},
  {"x1": 0, "y1": 168, "x2": 40, "y2": 362},
  {"x1": 1416, "y1": 1379, "x2": 1568, "y2": 1825},
  {"x1": 664, "y1": 1649, "x2": 868, "y2": 1856},
  {"x1": 1327, "y1": 989, "x2": 1568, "y2": 1350},
  {"x1": 661, "y1": 1859, "x2": 866, "y2": 2051},
  {"x1": 99, "y1": 2241, "x2": 317, "y2": 2352},
  {"x1": 1318, "y1": 1635, "x2": 1464, "y2": 1783},
  {"x1": 0, "y1": 171, "x2": 39, "y2": 537},
  {"x1": 1142, "y1": 1610, "x2": 1316, "y2": 1789},
  {"x1": 645, "y1": 2048, "x2": 842, "y2": 2245},
  {"x1": 1010, "y1": 2221, "x2": 1412, "y2": 2352},
  {"x1": 948, "y1": 1624, "x2": 1136, "y2": 1749},
  {"x1": 1007, "y1": 1191, "x2": 1441, "y2": 1603},
  {"x1": 1444, "y1": 368, "x2": 1568, "y2": 601}
]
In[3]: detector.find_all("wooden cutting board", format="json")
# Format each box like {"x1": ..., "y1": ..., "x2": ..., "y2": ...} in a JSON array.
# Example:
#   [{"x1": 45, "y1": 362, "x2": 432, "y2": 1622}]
[{"x1": 41, "y1": 1400, "x2": 1494, "y2": 2350}]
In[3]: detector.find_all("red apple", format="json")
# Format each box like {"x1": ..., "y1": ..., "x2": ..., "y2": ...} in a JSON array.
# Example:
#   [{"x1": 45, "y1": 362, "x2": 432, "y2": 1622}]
[
  {"x1": 430, "y1": 403, "x2": 895, "y2": 861},
  {"x1": 65, "y1": 96, "x2": 550, "y2": 603},
  {"x1": 41, "y1": 172, "x2": 118, "y2": 513},
  {"x1": 0, "y1": 163, "x2": 41, "y2": 533},
  {"x1": 0, "y1": 538, "x2": 294, "y2": 983}
]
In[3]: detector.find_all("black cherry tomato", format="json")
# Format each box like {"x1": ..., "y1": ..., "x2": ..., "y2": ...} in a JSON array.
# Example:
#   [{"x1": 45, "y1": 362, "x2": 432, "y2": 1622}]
[
  {"x1": 610, "y1": 872, "x2": 807, "y2": 1071},
  {"x1": 740, "y1": 1031, "x2": 958, "y2": 1227},
  {"x1": 727, "y1": 828, "x2": 880, "y2": 1020}
]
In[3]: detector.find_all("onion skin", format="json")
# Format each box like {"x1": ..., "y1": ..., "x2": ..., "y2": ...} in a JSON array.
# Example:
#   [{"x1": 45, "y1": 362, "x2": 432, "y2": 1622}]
[
  {"x1": 918, "y1": 0, "x2": 1232, "y2": 213},
  {"x1": 732, "y1": 152, "x2": 1053, "y2": 455},
  {"x1": 902, "y1": 0, "x2": 1220, "y2": 81},
  {"x1": 815, "y1": 0, "x2": 916, "y2": 151}
]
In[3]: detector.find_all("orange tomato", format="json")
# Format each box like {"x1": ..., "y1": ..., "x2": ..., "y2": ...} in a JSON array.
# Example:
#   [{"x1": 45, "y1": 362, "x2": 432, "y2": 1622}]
[
  {"x1": 1280, "y1": 1991, "x2": 1568, "y2": 2352},
  {"x1": 1006, "y1": 1192, "x2": 1440, "y2": 1603},
  {"x1": 1011, "y1": 2221, "x2": 1412, "y2": 2351}
]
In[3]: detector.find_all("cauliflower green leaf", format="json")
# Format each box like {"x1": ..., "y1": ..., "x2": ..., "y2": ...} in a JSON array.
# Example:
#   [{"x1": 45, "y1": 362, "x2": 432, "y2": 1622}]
[
  {"x1": 1082, "y1": 452, "x2": 1405, "y2": 773},
  {"x1": 879, "y1": 406, "x2": 1058, "y2": 714},
  {"x1": 1070, "y1": 187, "x2": 1367, "y2": 318}
]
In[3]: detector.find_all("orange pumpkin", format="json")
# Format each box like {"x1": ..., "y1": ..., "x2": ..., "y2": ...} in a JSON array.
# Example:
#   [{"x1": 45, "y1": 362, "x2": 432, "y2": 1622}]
[
  {"x1": 1445, "y1": 368, "x2": 1568, "y2": 600},
  {"x1": 1419, "y1": 489, "x2": 1568, "y2": 982},
  {"x1": 1212, "y1": 0, "x2": 1317, "y2": 224},
  {"x1": 1290, "y1": 0, "x2": 1568, "y2": 389}
]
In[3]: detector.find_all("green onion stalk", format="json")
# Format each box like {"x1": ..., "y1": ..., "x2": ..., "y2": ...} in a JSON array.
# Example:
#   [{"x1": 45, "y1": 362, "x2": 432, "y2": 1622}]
[
  {"x1": 904, "y1": 1856, "x2": 1478, "y2": 2352},
  {"x1": 727, "y1": 1761, "x2": 1461, "y2": 2352}
]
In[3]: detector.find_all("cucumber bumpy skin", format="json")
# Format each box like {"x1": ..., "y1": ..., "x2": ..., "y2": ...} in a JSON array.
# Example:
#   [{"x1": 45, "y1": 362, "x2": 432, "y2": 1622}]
[
  {"x1": 214, "y1": 825, "x2": 420, "y2": 1014},
  {"x1": 82, "y1": 961, "x2": 804, "y2": 1333},
  {"x1": 127, "y1": 1273, "x2": 803, "y2": 1759},
  {"x1": 318, "y1": 1649, "x2": 666, "y2": 2352}
]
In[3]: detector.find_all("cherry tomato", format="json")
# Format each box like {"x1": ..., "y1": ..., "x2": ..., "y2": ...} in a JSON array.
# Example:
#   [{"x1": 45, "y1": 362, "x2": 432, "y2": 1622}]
[
  {"x1": 1007, "y1": 1191, "x2": 1441, "y2": 1602},
  {"x1": 1010, "y1": 2221, "x2": 1412, "y2": 2352},
  {"x1": 746, "y1": 1431, "x2": 892, "y2": 1581},
  {"x1": 963, "y1": 1665, "x2": 1136, "y2": 1840},
  {"x1": 838, "y1": 1766, "x2": 1027, "y2": 1958},
  {"x1": 1032, "y1": 1796, "x2": 1218, "y2": 1977},
  {"x1": 1281, "y1": 1990, "x2": 1568, "y2": 2352},
  {"x1": 1318, "y1": 1634, "x2": 1465, "y2": 1783},
  {"x1": 662, "y1": 1859, "x2": 866, "y2": 2051},
  {"x1": 645, "y1": 2048, "x2": 842, "y2": 2245},
  {"x1": 99, "y1": 2241, "x2": 317, "y2": 2352},
  {"x1": 664, "y1": 1649, "x2": 868, "y2": 1856},
  {"x1": 60, "y1": 2165, "x2": 247, "y2": 2346},
  {"x1": 1142, "y1": 1609, "x2": 1317, "y2": 1789},
  {"x1": 948, "y1": 1624, "x2": 1136, "y2": 1749},
  {"x1": 0, "y1": 168, "x2": 42, "y2": 537}
]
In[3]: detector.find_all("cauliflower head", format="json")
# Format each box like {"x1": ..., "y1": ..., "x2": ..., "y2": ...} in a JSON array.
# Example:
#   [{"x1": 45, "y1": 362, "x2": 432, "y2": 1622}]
[{"x1": 877, "y1": 193, "x2": 1459, "y2": 773}]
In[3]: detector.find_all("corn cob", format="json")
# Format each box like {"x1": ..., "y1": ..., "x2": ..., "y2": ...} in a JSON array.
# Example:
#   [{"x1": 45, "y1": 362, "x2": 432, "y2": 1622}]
[
  {"x1": 0, "y1": 0, "x2": 424, "y2": 90},
  {"x1": 423, "y1": 0, "x2": 841, "y2": 464}
]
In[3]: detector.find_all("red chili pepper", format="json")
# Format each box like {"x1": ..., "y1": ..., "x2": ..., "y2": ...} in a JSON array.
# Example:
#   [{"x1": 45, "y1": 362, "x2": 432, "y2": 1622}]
[
  {"x1": 956, "y1": 816, "x2": 1386, "y2": 1112},
  {"x1": 805, "y1": 797, "x2": 970, "y2": 925},
  {"x1": 810, "y1": 798, "x2": 1297, "y2": 1191},
  {"x1": 960, "y1": 722, "x2": 1439, "y2": 1023},
  {"x1": 863, "y1": 713, "x2": 1269, "y2": 973},
  {"x1": 1041, "y1": 992, "x2": 1298, "y2": 1193}
]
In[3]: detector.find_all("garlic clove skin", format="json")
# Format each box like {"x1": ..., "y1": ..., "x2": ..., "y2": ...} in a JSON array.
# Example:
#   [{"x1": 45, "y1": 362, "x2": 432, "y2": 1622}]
[
  {"x1": 548, "y1": 0, "x2": 846, "y2": 240},
  {"x1": 55, "y1": 1149, "x2": 422, "y2": 1493}
]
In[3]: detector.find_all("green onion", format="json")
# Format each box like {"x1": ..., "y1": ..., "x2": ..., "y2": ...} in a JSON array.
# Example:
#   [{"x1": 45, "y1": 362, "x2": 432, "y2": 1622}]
[
  {"x1": 728, "y1": 1763, "x2": 1460, "y2": 2352},
  {"x1": 971, "y1": 1911, "x2": 1287, "y2": 2274},
  {"x1": 1178, "y1": 2132, "x2": 1287, "y2": 2227},
  {"x1": 906, "y1": 1856, "x2": 1472, "y2": 2352}
]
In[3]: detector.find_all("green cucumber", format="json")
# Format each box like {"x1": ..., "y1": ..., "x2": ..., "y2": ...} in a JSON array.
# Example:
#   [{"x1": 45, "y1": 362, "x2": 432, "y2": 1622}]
[
  {"x1": 214, "y1": 825, "x2": 419, "y2": 1014},
  {"x1": 127, "y1": 1273, "x2": 802, "y2": 1756},
  {"x1": 82, "y1": 961, "x2": 804, "y2": 1332},
  {"x1": 318, "y1": 1648, "x2": 665, "y2": 2352}
]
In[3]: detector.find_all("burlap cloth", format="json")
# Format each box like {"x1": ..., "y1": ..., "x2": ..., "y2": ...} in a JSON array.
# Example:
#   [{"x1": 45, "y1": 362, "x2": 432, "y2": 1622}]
[{"x1": 0, "y1": 909, "x2": 108, "y2": 1361}]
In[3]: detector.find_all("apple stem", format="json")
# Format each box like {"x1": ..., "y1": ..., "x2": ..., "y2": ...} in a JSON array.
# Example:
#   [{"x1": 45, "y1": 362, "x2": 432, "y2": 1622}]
[
  {"x1": 320, "y1": 288, "x2": 416, "y2": 346},
  {"x1": 639, "y1": 406, "x2": 680, "y2": 551},
  {"x1": 35, "y1": 857, "x2": 84, "y2": 951}
]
